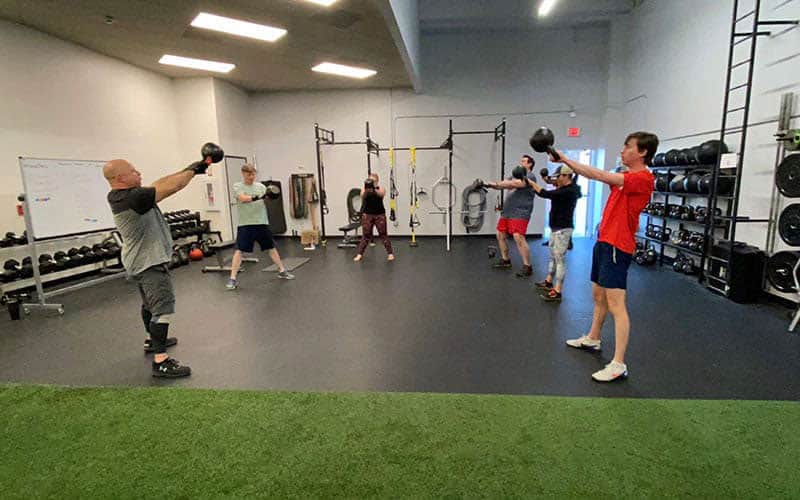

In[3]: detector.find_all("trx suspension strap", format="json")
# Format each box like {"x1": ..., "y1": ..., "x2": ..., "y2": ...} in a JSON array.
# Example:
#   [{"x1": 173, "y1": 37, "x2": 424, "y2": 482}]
[
  {"x1": 409, "y1": 147, "x2": 420, "y2": 247},
  {"x1": 389, "y1": 148, "x2": 398, "y2": 226},
  {"x1": 318, "y1": 147, "x2": 329, "y2": 216}
]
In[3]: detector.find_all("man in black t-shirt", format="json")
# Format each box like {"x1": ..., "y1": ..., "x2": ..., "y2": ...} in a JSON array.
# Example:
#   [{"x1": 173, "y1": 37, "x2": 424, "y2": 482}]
[
  {"x1": 525, "y1": 166, "x2": 582, "y2": 302},
  {"x1": 104, "y1": 156, "x2": 212, "y2": 378}
]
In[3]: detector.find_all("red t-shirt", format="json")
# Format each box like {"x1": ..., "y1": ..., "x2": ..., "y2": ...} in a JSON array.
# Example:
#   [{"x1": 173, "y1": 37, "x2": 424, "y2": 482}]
[{"x1": 597, "y1": 168, "x2": 654, "y2": 255}]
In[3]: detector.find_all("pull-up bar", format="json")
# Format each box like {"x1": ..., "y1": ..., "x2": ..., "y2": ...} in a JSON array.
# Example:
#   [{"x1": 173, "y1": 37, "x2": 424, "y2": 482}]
[{"x1": 313, "y1": 121, "x2": 382, "y2": 242}]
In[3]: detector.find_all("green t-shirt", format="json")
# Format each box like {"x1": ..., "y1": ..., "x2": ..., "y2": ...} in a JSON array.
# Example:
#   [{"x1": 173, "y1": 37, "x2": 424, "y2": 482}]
[{"x1": 234, "y1": 182, "x2": 268, "y2": 226}]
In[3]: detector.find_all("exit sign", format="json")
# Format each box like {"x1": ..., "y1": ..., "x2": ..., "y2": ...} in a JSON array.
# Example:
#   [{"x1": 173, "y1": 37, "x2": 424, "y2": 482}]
[{"x1": 567, "y1": 127, "x2": 581, "y2": 137}]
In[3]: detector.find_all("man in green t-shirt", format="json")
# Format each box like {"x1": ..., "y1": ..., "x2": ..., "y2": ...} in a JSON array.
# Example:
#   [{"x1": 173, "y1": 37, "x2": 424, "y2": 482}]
[{"x1": 227, "y1": 164, "x2": 294, "y2": 289}]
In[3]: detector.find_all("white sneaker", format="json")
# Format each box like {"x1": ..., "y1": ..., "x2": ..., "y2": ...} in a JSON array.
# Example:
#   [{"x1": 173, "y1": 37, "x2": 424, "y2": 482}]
[
  {"x1": 566, "y1": 335, "x2": 601, "y2": 351},
  {"x1": 592, "y1": 361, "x2": 628, "y2": 382}
]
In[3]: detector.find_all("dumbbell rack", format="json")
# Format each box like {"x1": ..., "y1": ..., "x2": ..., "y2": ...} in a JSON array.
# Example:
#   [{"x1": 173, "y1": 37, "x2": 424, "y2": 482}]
[
  {"x1": 5, "y1": 195, "x2": 126, "y2": 316},
  {"x1": 638, "y1": 165, "x2": 734, "y2": 274}
]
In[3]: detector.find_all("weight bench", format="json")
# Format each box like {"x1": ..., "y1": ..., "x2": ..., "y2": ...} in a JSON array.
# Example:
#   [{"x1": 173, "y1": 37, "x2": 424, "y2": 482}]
[
  {"x1": 338, "y1": 221, "x2": 361, "y2": 248},
  {"x1": 200, "y1": 240, "x2": 259, "y2": 273},
  {"x1": 339, "y1": 188, "x2": 364, "y2": 249}
]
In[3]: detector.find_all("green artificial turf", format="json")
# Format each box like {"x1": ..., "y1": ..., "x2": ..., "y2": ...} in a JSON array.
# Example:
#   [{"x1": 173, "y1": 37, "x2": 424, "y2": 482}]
[{"x1": 0, "y1": 385, "x2": 797, "y2": 498}]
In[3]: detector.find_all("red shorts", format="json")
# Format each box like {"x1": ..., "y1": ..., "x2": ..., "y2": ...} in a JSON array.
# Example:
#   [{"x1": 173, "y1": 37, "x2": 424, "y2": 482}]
[{"x1": 496, "y1": 217, "x2": 529, "y2": 235}]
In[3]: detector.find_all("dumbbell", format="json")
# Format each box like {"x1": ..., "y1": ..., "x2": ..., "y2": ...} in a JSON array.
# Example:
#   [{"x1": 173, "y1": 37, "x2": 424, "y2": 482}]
[
  {"x1": 2, "y1": 259, "x2": 21, "y2": 282},
  {"x1": 66, "y1": 248, "x2": 83, "y2": 267},
  {"x1": 78, "y1": 246, "x2": 98, "y2": 263},
  {"x1": 0, "y1": 233, "x2": 13, "y2": 248},
  {"x1": 53, "y1": 251, "x2": 70, "y2": 270},
  {"x1": 19, "y1": 257, "x2": 34, "y2": 278},
  {"x1": 93, "y1": 244, "x2": 109, "y2": 259},
  {"x1": 38, "y1": 254, "x2": 56, "y2": 274}
]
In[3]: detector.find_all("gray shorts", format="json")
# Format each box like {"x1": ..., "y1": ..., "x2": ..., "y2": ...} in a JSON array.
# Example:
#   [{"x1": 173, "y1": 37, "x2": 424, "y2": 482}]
[{"x1": 132, "y1": 264, "x2": 175, "y2": 316}]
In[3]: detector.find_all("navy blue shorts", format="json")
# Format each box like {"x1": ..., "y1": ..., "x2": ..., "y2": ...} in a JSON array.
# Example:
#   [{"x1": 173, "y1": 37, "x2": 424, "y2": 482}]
[
  {"x1": 236, "y1": 225, "x2": 275, "y2": 252},
  {"x1": 590, "y1": 241, "x2": 632, "y2": 290}
]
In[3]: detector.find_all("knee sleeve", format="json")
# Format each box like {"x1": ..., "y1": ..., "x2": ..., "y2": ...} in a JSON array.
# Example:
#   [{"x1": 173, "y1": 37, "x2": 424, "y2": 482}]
[
  {"x1": 141, "y1": 306, "x2": 152, "y2": 333},
  {"x1": 148, "y1": 315, "x2": 171, "y2": 354}
]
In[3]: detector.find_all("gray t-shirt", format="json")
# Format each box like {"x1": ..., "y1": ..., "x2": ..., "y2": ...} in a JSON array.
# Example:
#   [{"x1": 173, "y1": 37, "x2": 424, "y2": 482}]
[
  {"x1": 107, "y1": 187, "x2": 173, "y2": 276},
  {"x1": 501, "y1": 171, "x2": 537, "y2": 220}
]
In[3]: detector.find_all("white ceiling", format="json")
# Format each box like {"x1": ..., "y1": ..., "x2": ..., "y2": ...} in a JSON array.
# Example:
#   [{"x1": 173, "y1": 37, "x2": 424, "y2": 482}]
[
  {"x1": 419, "y1": 0, "x2": 637, "y2": 33},
  {"x1": 0, "y1": 0, "x2": 412, "y2": 91}
]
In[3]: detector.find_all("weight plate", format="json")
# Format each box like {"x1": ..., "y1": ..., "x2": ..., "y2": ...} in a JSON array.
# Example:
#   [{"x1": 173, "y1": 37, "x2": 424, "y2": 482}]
[
  {"x1": 766, "y1": 251, "x2": 800, "y2": 293},
  {"x1": 778, "y1": 203, "x2": 800, "y2": 246},
  {"x1": 776, "y1": 154, "x2": 800, "y2": 198}
]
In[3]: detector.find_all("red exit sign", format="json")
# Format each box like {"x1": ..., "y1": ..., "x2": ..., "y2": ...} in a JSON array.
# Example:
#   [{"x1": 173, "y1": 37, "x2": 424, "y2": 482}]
[{"x1": 567, "y1": 127, "x2": 581, "y2": 137}]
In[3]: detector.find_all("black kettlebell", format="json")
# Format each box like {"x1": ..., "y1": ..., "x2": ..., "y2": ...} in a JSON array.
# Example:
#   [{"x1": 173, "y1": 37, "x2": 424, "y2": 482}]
[
  {"x1": 201, "y1": 142, "x2": 225, "y2": 164},
  {"x1": 529, "y1": 127, "x2": 560, "y2": 160}
]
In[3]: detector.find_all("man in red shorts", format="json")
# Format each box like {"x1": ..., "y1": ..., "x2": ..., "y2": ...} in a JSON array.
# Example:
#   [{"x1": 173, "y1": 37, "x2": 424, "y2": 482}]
[
  {"x1": 548, "y1": 132, "x2": 658, "y2": 382},
  {"x1": 485, "y1": 154, "x2": 537, "y2": 278}
]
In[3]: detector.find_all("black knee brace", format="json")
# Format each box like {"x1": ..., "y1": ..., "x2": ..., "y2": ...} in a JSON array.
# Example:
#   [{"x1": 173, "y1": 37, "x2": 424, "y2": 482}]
[
  {"x1": 141, "y1": 306, "x2": 152, "y2": 333},
  {"x1": 148, "y1": 320, "x2": 169, "y2": 354}
]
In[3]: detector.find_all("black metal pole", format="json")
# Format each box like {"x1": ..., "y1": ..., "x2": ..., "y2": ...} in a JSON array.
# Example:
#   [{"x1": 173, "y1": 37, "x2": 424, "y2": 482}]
[
  {"x1": 314, "y1": 123, "x2": 326, "y2": 240},
  {"x1": 701, "y1": 0, "x2": 740, "y2": 285},
  {"x1": 448, "y1": 119, "x2": 454, "y2": 250},
  {"x1": 500, "y1": 119, "x2": 506, "y2": 211},
  {"x1": 366, "y1": 121, "x2": 372, "y2": 176}
]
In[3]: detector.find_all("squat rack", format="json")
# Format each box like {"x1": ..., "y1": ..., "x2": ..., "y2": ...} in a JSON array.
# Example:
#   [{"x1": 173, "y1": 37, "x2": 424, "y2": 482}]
[
  {"x1": 445, "y1": 118, "x2": 507, "y2": 251},
  {"x1": 314, "y1": 121, "x2": 381, "y2": 242}
]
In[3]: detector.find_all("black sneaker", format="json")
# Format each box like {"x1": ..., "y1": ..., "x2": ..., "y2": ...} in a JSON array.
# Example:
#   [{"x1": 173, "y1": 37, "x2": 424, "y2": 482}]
[
  {"x1": 152, "y1": 358, "x2": 191, "y2": 378},
  {"x1": 144, "y1": 337, "x2": 178, "y2": 353},
  {"x1": 515, "y1": 265, "x2": 533, "y2": 278},
  {"x1": 542, "y1": 241, "x2": 549, "y2": 246},
  {"x1": 534, "y1": 279, "x2": 553, "y2": 290},
  {"x1": 492, "y1": 259, "x2": 512, "y2": 269},
  {"x1": 568, "y1": 238, "x2": 573, "y2": 250},
  {"x1": 540, "y1": 289, "x2": 562, "y2": 302}
]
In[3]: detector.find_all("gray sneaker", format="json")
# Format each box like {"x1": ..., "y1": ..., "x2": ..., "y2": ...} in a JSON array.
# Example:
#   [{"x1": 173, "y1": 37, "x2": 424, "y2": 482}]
[
  {"x1": 225, "y1": 278, "x2": 238, "y2": 290},
  {"x1": 277, "y1": 270, "x2": 295, "y2": 280}
]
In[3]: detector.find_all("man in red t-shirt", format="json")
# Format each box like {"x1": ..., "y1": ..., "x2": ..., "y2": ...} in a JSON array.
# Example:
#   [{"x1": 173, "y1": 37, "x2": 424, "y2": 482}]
[{"x1": 547, "y1": 132, "x2": 658, "y2": 382}]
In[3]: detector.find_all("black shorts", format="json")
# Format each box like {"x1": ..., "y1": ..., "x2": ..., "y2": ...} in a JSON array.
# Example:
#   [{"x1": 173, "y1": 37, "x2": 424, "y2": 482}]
[
  {"x1": 590, "y1": 241, "x2": 632, "y2": 290},
  {"x1": 133, "y1": 264, "x2": 175, "y2": 316},
  {"x1": 236, "y1": 225, "x2": 275, "y2": 252}
]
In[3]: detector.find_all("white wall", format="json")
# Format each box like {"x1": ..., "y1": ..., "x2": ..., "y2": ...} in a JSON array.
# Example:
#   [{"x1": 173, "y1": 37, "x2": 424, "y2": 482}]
[
  {"x1": 608, "y1": 0, "x2": 800, "y2": 297},
  {"x1": 249, "y1": 25, "x2": 612, "y2": 238},
  {"x1": 0, "y1": 19, "x2": 181, "y2": 235},
  {"x1": 0, "y1": 19, "x2": 243, "y2": 248}
]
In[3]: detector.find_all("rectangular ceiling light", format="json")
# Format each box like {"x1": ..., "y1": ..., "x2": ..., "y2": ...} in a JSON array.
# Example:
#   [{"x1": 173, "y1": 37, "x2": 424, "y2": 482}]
[
  {"x1": 303, "y1": 0, "x2": 339, "y2": 6},
  {"x1": 159, "y1": 54, "x2": 235, "y2": 73},
  {"x1": 538, "y1": 0, "x2": 558, "y2": 17},
  {"x1": 311, "y1": 62, "x2": 376, "y2": 79},
  {"x1": 191, "y1": 12, "x2": 287, "y2": 42}
]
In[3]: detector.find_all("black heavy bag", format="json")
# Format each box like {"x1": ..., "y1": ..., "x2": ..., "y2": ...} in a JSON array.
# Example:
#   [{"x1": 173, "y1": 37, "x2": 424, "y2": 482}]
[{"x1": 262, "y1": 180, "x2": 287, "y2": 234}]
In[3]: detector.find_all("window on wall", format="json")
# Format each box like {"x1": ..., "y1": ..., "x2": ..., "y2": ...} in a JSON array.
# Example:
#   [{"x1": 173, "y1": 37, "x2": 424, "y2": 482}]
[{"x1": 544, "y1": 149, "x2": 605, "y2": 238}]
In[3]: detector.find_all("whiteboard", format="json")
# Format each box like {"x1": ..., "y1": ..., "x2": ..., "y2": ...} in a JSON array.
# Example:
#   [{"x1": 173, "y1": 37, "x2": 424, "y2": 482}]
[{"x1": 19, "y1": 157, "x2": 116, "y2": 240}]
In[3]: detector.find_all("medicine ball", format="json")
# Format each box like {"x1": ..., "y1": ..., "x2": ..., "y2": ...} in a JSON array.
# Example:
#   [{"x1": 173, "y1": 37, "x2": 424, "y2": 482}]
[
  {"x1": 677, "y1": 149, "x2": 693, "y2": 165},
  {"x1": 698, "y1": 173, "x2": 734, "y2": 196},
  {"x1": 664, "y1": 149, "x2": 681, "y2": 165},
  {"x1": 684, "y1": 170, "x2": 707, "y2": 194},
  {"x1": 697, "y1": 140, "x2": 729, "y2": 165},
  {"x1": 655, "y1": 173, "x2": 673, "y2": 192},
  {"x1": 669, "y1": 174, "x2": 687, "y2": 193},
  {"x1": 688, "y1": 146, "x2": 701, "y2": 165},
  {"x1": 652, "y1": 153, "x2": 666, "y2": 166}
]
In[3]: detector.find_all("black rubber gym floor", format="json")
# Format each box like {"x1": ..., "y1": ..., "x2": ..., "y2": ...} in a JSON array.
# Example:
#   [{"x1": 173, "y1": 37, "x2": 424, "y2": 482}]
[{"x1": 1, "y1": 236, "x2": 798, "y2": 400}]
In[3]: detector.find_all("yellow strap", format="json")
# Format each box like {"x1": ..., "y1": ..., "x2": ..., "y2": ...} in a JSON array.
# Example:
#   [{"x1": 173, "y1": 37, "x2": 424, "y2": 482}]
[
  {"x1": 389, "y1": 148, "x2": 395, "y2": 168},
  {"x1": 410, "y1": 147, "x2": 416, "y2": 166}
]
